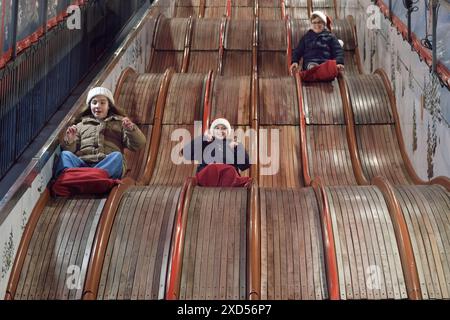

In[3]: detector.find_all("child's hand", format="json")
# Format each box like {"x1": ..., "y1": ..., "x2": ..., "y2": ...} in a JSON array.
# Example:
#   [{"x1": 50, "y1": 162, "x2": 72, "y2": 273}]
[
  {"x1": 229, "y1": 137, "x2": 239, "y2": 149},
  {"x1": 290, "y1": 63, "x2": 299, "y2": 75},
  {"x1": 204, "y1": 130, "x2": 213, "y2": 142},
  {"x1": 122, "y1": 117, "x2": 135, "y2": 131},
  {"x1": 64, "y1": 125, "x2": 77, "y2": 144},
  {"x1": 337, "y1": 64, "x2": 345, "y2": 73}
]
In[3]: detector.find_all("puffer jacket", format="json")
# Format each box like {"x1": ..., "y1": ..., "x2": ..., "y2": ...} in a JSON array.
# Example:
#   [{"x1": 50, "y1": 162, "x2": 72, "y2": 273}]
[
  {"x1": 291, "y1": 29, "x2": 345, "y2": 69},
  {"x1": 183, "y1": 135, "x2": 250, "y2": 174},
  {"x1": 61, "y1": 114, "x2": 146, "y2": 176}
]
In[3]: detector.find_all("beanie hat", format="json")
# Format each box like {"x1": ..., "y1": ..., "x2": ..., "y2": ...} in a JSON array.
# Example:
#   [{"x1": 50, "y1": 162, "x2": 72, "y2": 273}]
[
  {"x1": 86, "y1": 87, "x2": 115, "y2": 106},
  {"x1": 311, "y1": 10, "x2": 332, "y2": 30},
  {"x1": 210, "y1": 118, "x2": 232, "y2": 136}
]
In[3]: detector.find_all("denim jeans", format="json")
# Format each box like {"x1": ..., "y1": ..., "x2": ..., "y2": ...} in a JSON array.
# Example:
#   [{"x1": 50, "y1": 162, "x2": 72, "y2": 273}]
[{"x1": 55, "y1": 151, "x2": 123, "y2": 179}]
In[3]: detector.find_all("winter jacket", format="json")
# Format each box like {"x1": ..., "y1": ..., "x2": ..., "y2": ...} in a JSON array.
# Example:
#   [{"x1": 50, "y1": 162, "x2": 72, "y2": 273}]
[
  {"x1": 183, "y1": 135, "x2": 250, "y2": 174},
  {"x1": 291, "y1": 29, "x2": 345, "y2": 69},
  {"x1": 61, "y1": 114, "x2": 146, "y2": 176}
]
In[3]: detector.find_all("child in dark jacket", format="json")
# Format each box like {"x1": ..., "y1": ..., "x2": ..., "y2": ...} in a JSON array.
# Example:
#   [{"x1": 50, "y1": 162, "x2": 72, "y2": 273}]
[
  {"x1": 290, "y1": 11, "x2": 345, "y2": 80},
  {"x1": 183, "y1": 118, "x2": 251, "y2": 187}
]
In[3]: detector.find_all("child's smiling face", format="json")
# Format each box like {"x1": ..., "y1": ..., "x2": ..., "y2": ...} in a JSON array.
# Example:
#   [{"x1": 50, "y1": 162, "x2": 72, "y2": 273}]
[
  {"x1": 311, "y1": 17, "x2": 325, "y2": 33},
  {"x1": 90, "y1": 95, "x2": 109, "y2": 119}
]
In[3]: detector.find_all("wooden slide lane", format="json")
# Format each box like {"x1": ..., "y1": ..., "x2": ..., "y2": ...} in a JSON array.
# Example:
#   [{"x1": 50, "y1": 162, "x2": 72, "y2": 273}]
[
  {"x1": 179, "y1": 186, "x2": 248, "y2": 299},
  {"x1": 394, "y1": 185, "x2": 450, "y2": 299},
  {"x1": 96, "y1": 186, "x2": 180, "y2": 299},
  {"x1": 260, "y1": 187, "x2": 328, "y2": 300},
  {"x1": 325, "y1": 186, "x2": 408, "y2": 299},
  {"x1": 11, "y1": 196, "x2": 106, "y2": 300}
]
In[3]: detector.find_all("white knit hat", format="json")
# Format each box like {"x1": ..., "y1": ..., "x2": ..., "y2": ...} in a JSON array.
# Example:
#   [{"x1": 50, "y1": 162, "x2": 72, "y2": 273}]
[
  {"x1": 86, "y1": 87, "x2": 115, "y2": 106},
  {"x1": 311, "y1": 10, "x2": 328, "y2": 25},
  {"x1": 210, "y1": 118, "x2": 232, "y2": 136}
]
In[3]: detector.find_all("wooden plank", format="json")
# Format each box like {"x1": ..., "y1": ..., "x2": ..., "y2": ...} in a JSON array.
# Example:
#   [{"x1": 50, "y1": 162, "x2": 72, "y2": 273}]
[
  {"x1": 205, "y1": 188, "x2": 220, "y2": 299},
  {"x1": 343, "y1": 187, "x2": 367, "y2": 299},
  {"x1": 212, "y1": 76, "x2": 251, "y2": 126},
  {"x1": 37, "y1": 199, "x2": 78, "y2": 299},
  {"x1": 118, "y1": 189, "x2": 148, "y2": 299},
  {"x1": 49, "y1": 199, "x2": 87, "y2": 299},
  {"x1": 259, "y1": 52, "x2": 289, "y2": 77},
  {"x1": 394, "y1": 187, "x2": 429, "y2": 299},
  {"x1": 225, "y1": 20, "x2": 253, "y2": 50},
  {"x1": 371, "y1": 186, "x2": 397, "y2": 299},
  {"x1": 63, "y1": 198, "x2": 98, "y2": 299},
  {"x1": 222, "y1": 51, "x2": 252, "y2": 76},
  {"x1": 179, "y1": 187, "x2": 198, "y2": 299},
  {"x1": 239, "y1": 188, "x2": 247, "y2": 300},
  {"x1": 149, "y1": 51, "x2": 184, "y2": 73},
  {"x1": 164, "y1": 74, "x2": 204, "y2": 124},
  {"x1": 155, "y1": 17, "x2": 189, "y2": 50},
  {"x1": 259, "y1": 77, "x2": 298, "y2": 125},
  {"x1": 326, "y1": 188, "x2": 347, "y2": 299},
  {"x1": 191, "y1": 19, "x2": 221, "y2": 50},
  {"x1": 188, "y1": 51, "x2": 220, "y2": 73}
]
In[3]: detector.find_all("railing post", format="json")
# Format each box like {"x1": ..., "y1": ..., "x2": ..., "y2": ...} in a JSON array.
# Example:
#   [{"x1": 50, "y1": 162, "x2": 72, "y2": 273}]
[
  {"x1": 431, "y1": 0, "x2": 439, "y2": 74},
  {"x1": 11, "y1": 0, "x2": 19, "y2": 59}
]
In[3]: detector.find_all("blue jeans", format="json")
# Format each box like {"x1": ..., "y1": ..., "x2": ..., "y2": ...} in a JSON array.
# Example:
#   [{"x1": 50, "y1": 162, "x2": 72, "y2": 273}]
[{"x1": 55, "y1": 151, "x2": 123, "y2": 179}]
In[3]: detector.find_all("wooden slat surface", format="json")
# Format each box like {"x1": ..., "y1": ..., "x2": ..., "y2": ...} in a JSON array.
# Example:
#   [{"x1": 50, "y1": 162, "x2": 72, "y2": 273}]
[
  {"x1": 174, "y1": 6, "x2": 200, "y2": 18},
  {"x1": 259, "y1": 0, "x2": 279, "y2": 6},
  {"x1": 204, "y1": 6, "x2": 227, "y2": 18},
  {"x1": 222, "y1": 51, "x2": 252, "y2": 76},
  {"x1": 259, "y1": 20, "x2": 287, "y2": 50},
  {"x1": 188, "y1": 51, "x2": 220, "y2": 73},
  {"x1": 259, "y1": 52, "x2": 288, "y2": 77},
  {"x1": 302, "y1": 79, "x2": 345, "y2": 124},
  {"x1": 344, "y1": 51, "x2": 360, "y2": 74},
  {"x1": 154, "y1": 17, "x2": 189, "y2": 51},
  {"x1": 15, "y1": 197, "x2": 105, "y2": 300},
  {"x1": 285, "y1": 8, "x2": 310, "y2": 19},
  {"x1": 332, "y1": 19, "x2": 356, "y2": 51},
  {"x1": 355, "y1": 125, "x2": 413, "y2": 185},
  {"x1": 191, "y1": 19, "x2": 221, "y2": 50},
  {"x1": 97, "y1": 186, "x2": 180, "y2": 299},
  {"x1": 395, "y1": 185, "x2": 450, "y2": 300},
  {"x1": 311, "y1": 0, "x2": 334, "y2": 8},
  {"x1": 232, "y1": 7, "x2": 255, "y2": 20},
  {"x1": 259, "y1": 77, "x2": 298, "y2": 125},
  {"x1": 285, "y1": 0, "x2": 308, "y2": 6},
  {"x1": 125, "y1": 125, "x2": 153, "y2": 180},
  {"x1": 259, "y1": 7, "x2": 282, "y2": 20},
  {"x1": 314, "y1": 7, "x2": 336, "y2": 19},
  {"x1": 259, "y1": 126, "x2": 303, "y2": 188},
  {"x1": 163, "y1": 73, "x2": 205, "y2": 124},
  {"x1": 179, "y1": 187, "x2": 248, "y2": 300},
  {"x1": 260, "y1": 187, "x2": 327, "y2": 300},
  {"x1": 225, "y1": 20, "x2": 253, "y2": 50},
  {"x1": 290, "y1": 19, "x2": 310, "y2": 51},
  {"x1": 211, "y1": 76, "x2": 251, "y2": 125},
  {"x1": 311, "y1": 0, "x2": 336, "y2": 18},
  {"x1": 204, "y1": 0, "x2": 228, "y2": 6},
  {"x1": 346, "y1": 74, "x2": 394, "y2": 124},
  {"x1": 326, "y1": 186, "x2": 407, "y2": 300},
  {"x1": 148, "y1": 51, "x2": 184, "y2": 73},
  {"x1": 150, "y1": 125, "x2": 197, "y2": 186},
  {"x1": 306, "y1": 125, "x2": 357, "y2": 185},
  {"x1": 116, "y1": 73, "x2": 163, "y2": 125}
]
